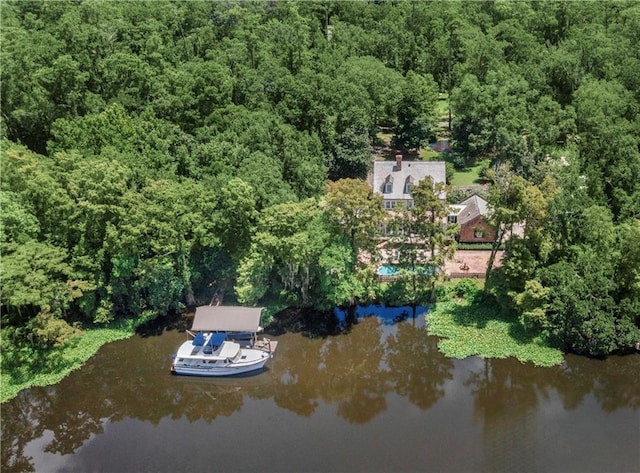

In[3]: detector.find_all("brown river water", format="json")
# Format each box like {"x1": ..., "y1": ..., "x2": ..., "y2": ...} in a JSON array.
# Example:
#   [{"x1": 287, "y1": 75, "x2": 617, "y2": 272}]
[{"x1": 1, "y1": 306, "x2": 638, "y2": 473}]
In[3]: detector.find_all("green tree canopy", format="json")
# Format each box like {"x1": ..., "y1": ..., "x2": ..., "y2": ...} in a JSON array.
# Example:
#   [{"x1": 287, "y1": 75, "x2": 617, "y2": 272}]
[{"x1": 393, "y1": 71, "x2": 438, "y2": 151}]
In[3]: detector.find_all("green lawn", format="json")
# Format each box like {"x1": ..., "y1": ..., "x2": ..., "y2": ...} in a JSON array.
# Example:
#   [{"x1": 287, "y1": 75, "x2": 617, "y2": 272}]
[
  {"x1": 419, "y1": 145, "x2": 487, "y2": 187},
  {"x1": 376, "y1": 131, "x2": 393, "y2": 146},
  {"x1": 450, "y1": 161, "x2": 485, "y2": 186},
  {"x1": 435, "y1": 93, "x2": 449, "y2": 118},
  {"x1": 419, "y1": 146, "x2": 442, "y2": 160}
]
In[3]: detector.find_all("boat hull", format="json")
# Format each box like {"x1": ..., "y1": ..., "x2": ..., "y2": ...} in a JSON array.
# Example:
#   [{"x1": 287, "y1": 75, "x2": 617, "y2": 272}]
[{"x1": 171, "y1": 347, "x2": 271, "y2": 377}]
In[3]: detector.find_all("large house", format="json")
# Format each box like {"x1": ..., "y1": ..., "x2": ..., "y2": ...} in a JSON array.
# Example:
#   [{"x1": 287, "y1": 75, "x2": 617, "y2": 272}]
[
  {"x1": 370, "y1": 155, "x2": 495, "y2": 244},
  {"x1": 371, "y1": 154, "x2": 447, "y2": 210},
  {"x1": 447, "y1": 194, "x2": 495, "y2": 243}
]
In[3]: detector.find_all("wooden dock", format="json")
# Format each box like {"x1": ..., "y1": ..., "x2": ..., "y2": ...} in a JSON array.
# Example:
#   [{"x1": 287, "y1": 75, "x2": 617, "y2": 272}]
[
  {"x1": 238, "y1": 338, "x2": 278, "y2": 354},
  {"x1": 254, "y1": 338, "x2": 278, "y2": 354}
]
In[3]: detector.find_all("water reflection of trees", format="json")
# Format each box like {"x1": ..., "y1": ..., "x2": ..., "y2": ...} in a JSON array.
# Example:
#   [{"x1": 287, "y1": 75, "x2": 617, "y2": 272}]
[
  {"x1": 2, "y1": 318, "x2": 638, "y2": 472},
  {"x1": 272, "y1": 318, "x2": 393, "y2": 423},
  {"x1": 2, "y1": 314, "x2": 454, "y2": 470},
  {"x1": 1, "y1": 332, "x2": 254, "y2": 472},
  {"x1": 465, "y1": 358, "x2": 543, "y2": 472},
  {"x1": 547, "y1": 354, "x2": 640, "y2": 412},
  {"x1": 466, "y1": 352, "x2": 639, "y2": 429},
  {"x1": 1, "y1": 394, "x2": 39, "y2": 473},
  {"x1": 317, "y1": 318, "x2": 390, "y2": 424},
  {"x1": 465, "y1": 353, "x2": 640, "y2": 472},
  {"x1": 387, "y1": 321, "x2": 453, "y2": 411},
  {"x1": 271, "y1": 315, "x2": 454, "y2": 424},
  {"x1": 590, "y1": 355, "x2": 640, "y2": 411}
]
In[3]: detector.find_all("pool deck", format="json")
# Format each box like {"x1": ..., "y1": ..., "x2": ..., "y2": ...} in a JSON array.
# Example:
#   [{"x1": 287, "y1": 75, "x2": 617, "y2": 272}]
[
  {"x1": 445, "y1": 249, "x2": 504, "y2": 278},
  {"x1": 375, "y1": 249, "x2": 503, "y2": 280},
  {"x1": 371, "y1": 244, "x2": 503, "y2": 280}
]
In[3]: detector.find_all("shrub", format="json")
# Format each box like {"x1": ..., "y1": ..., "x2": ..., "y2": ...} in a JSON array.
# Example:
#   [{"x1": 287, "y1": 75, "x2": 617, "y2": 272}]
[
  {"x1": 452, "y1": 278, "x2": 481, "y2": 299},
  {"x1": 478, "y1": 160, "x2": 491, "y2": 180},
  {"x1": 446, "y1": 187, "x2": 470, "y2": 204},
  {"x1": 451, "y1": 152, "x2": 467, "y2": 169},
  {"x1": 445, "y1": 162, "x2": 455, "y2": 184}
]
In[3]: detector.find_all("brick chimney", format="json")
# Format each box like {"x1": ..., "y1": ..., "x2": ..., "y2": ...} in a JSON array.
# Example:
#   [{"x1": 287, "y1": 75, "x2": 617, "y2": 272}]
[{"x1": 395, "y1": 152, "x2": 402, "y2": 171}]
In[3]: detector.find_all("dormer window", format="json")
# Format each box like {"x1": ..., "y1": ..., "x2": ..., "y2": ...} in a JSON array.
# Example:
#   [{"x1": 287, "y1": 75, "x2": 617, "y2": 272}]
[
  {"x1": 383, "y1": 175, "x2": 394, "y2": 194},
  {"x1": 404, "y1": 176, "x2": 414, "y2": 194}
]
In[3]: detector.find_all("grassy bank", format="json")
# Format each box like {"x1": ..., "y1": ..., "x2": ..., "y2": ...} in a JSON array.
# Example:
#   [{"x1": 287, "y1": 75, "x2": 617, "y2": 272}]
[
  {"x1": 0, "y1": 317, "x2": 148, "y2": 403},
  {"x1": 427, "y1": 299, "x2": 563, "y2": 367}
]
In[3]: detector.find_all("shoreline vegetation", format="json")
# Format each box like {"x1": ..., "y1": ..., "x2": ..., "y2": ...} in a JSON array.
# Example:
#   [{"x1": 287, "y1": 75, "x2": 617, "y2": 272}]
[
  {"x1": 428, "y1": 278, "x2": 564, "y2": 367},
  {"x1": 427, "y1": 301, "x2": 564, "y2": 367},
  {"x1": 1, "y1": 280, "x2": 564, "y2": 404},
  {"x1": 0, "y1": 317, "x2": 150, "y2": 403}
]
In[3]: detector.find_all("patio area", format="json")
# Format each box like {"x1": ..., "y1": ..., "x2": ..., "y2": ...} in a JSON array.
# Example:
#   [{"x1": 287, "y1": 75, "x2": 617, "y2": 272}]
[{"x1": 445, "y1": 249, "x2": 503, "y2": 278}]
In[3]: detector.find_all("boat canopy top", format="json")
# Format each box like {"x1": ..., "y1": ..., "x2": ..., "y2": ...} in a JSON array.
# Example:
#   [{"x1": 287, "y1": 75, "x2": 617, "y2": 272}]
[{"x1": 191, "y1": 306, "x2": 264, "y2": 333}]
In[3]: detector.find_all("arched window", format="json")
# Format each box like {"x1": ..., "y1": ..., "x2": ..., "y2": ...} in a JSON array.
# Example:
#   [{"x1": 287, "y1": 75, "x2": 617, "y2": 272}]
[
  {"x1": 404, "y1": 175, "x2": 414, "y2": 194},
  {"x1": 384, "y1": 175, "x2": 393, "y2": 194}
]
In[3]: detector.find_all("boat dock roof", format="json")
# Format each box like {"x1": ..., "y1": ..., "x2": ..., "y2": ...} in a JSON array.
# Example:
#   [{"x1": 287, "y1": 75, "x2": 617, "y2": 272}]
[{"x1": 191, "y1": 306, "x2": 264, "y2": 333}]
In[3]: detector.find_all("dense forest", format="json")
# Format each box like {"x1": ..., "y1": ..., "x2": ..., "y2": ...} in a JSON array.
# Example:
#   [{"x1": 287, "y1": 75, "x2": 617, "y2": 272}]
[{"x1": 2, "y1": 0, "x2": 639, "y2": 385}]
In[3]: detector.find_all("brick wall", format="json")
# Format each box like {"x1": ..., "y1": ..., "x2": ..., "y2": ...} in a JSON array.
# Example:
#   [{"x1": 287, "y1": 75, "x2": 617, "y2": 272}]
[{"x1": 458, "y1": 216, "x2": 495, "y2": 243}]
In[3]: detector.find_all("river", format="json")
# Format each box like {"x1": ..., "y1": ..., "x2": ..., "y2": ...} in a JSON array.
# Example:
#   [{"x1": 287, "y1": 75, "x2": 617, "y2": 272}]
[{"x1": 1, "y1": 306, "x2": 638, "y2": 472}]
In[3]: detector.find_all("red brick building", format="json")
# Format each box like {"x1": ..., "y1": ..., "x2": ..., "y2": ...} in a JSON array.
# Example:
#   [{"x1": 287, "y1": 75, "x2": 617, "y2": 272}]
[{"x1": 448, "y1": 195, "x2": 495, "y2": 243}]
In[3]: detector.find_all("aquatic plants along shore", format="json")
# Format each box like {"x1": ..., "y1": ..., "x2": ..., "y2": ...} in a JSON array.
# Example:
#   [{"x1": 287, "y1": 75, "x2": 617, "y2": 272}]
[
  {"x1": 0, "y1": 318, "x2": 149, "y2": 403},
  {"x1": 427, "y1": 299, "x2": 564, "y2": 367}
]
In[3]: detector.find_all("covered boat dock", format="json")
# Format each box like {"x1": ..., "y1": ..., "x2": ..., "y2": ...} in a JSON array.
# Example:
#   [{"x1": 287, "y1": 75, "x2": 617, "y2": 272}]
[{"x1": 190, "y1": 306, "x2": 278, "y2": 353}]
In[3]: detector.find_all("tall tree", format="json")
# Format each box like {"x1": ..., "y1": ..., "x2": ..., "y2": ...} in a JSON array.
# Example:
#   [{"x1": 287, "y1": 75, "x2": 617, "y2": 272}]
[
  {"x1": 110, "y1": 178, "x2": 219, "y2": 314},
  {"x1": 215, "y1": 177, "x2": 258, "y2": 263},
  {"x1": 318, "y1": 179, "x2": 385, "y2": 308},
  {"x1": 385, "y1": 178, "x2": 457, "y2": 304},
  {"x1": 235, "y1": 199, "x2": 329, "y2": 306},
  {"x1": 322, "y1": 179, "x2": 385, "y2": 260},
  {"x1": 393, "y1": 71, "x2": 438, "y2": 151},
  {"x1": 339, "y1": 56, "x2": 403, "y2": 128},
  {"x1": 573, "y1": 78, "x2": 640, "y2": 219},
  {"x1": 484, "y1": 164, "x2": 548, "y2": 283}
]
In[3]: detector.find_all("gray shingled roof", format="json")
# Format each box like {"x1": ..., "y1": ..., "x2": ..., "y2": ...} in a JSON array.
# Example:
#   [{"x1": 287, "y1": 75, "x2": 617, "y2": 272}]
[
  {"x1": 457, "y1": 195, "x2": 490, "y2": 225},
  {"x1": 372, "y1": 160, "x2": 447, "y2": 200}
]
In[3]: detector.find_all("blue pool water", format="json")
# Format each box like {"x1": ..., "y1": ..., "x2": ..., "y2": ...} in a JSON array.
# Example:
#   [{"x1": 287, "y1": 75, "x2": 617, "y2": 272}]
[
  {"x1": 377, "y1": 264, "x2": 439, "y2": 276},
  {"x1": 377, "y1": 264, "x2": 399, "y2": 276}
]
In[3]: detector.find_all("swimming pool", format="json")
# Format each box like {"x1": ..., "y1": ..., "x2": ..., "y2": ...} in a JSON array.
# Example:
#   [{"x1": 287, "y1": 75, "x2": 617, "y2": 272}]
[
  {"x1": 377, "y1": 264, "x2": 439, "y2": 276},
  {"x1": 377, "y1": 264, "x2": 399, "y2": 276}
]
